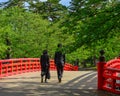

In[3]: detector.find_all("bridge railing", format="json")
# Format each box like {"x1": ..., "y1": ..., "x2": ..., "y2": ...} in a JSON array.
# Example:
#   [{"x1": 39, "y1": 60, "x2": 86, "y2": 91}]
[
  {"x1": 103, "y1": 66, "x2": 120, "y2": 94},
  {"x1": 0, "y1": 58, "x2": 78, "y2": 78},
  {"x1": 98, "y1": 58, "x2": 120, "y2": 95}
]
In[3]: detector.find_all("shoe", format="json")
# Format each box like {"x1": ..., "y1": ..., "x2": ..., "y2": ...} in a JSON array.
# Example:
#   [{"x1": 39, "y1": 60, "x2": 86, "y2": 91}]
[
  {"x1": 58, "y1": 78, "x2": 61, "y2": 83},
  {"x1": 41, "y1": 77, "x2": 43, "y2": 83},
  {"x1": 45, "y1": 81, "x2": 48, "y2": 83},
  {"x1": 45, "y1": 79, "x2": 48, "y2": 83}
]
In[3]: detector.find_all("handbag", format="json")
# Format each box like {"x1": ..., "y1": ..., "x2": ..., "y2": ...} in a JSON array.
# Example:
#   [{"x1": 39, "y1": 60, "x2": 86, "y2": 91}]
[{"x1": 47, "y1": 71, "x2": 50, "y2": 79}]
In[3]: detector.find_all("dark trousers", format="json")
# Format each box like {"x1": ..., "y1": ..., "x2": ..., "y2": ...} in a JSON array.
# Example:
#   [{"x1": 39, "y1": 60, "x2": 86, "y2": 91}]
[
  {"x1": 41, "y1": 66, "x2": 49, "y2": 79},
  {"x1": 56, "y1": 64, "x2": 64, "y2": 79}
]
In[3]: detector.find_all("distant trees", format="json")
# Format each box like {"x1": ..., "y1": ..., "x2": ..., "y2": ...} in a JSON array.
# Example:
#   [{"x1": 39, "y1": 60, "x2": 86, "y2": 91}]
[
  {"x1": 0, "y1": 7, "x2": 49, "y2": 58},
  {"x1": 0, "y1": 0, "x2": 120, "y2": 65},
  {"x1": 0, "y1": 0, "x2": 67, "y2": 22},
  {"x1": 28, "y1": 0, "x2": 67, "y2": 22},
  {"x1": 0, "y1": 6, "x2": 72, "y2": 60},
  {"x1": 0, "y1": 0, "x2": 27, "y2": 8}
]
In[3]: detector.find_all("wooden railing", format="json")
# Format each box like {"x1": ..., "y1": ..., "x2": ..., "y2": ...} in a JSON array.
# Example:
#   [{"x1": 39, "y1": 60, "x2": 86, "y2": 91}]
[{"x1": 0, "y1": 58, "x2": 78, "y2": 78}]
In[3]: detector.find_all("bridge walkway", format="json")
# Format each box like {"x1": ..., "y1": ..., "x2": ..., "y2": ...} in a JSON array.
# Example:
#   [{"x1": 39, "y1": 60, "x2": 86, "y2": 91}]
[{"x1": 0, "y1": 71, "x2": 118, "y2": 96}]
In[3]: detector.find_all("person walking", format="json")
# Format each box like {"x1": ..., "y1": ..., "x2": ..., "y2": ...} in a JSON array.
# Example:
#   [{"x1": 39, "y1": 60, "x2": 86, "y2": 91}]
[
  {"x1": 40, "y1": 50, "x2": 50, "y2": 83},
  {"x1": 54, "y1": 43, "x2": 65, "y2": 83}
]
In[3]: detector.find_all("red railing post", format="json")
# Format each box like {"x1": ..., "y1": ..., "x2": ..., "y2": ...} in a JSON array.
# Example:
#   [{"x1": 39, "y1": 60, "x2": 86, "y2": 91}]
[
  {"x1": 97, "y1": 50, "x2": 106, "y2": 90},
  {"x1": 27, "y1": 58, "x2": 30, "y2": 72},
  {"x1": 97, "y1": 62, "x2": 106, "y2": 90},
  {"x1": 0, "y1": 61, "x2": 2, "y2": 78},
  {"x1": 20, "y1": 59, "x2": 22, "y2": 73},
  {"x1": 10, "y1": 60, "x2": 13, "y2": 75}
]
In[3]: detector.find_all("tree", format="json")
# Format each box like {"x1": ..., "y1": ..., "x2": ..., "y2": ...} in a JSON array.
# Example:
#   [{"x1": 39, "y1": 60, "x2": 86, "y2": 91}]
[
  {"x1": 0, "y1": 0, "x2": 68, "y2": 22},
  {"x1": 0, "y1": 0, "x2": 28, "y2": 8},
  {"x1": 0, "y1": 7, "x2": 51, "y2": 58},
  {"x1": 66, "y1": 0, "x2": 120, "y2": 46},
  {"x1": 0, "y1": 7, "x2": 72, "y2": 60},
  {"x1": 59, "y1": 0, "x2": 120, "y2": 63},
  {"x1": 28, "y1": 0, "x2": 67, "y2": 22}
]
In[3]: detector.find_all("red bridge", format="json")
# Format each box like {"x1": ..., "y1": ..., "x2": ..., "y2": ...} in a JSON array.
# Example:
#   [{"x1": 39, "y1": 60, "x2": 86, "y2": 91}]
[
  {"x1": 0, "y1": 58, "x2": 78, "y2": 78},
  {"x1": 0, "y1": 57, "x2": 120, "y2": 95}
]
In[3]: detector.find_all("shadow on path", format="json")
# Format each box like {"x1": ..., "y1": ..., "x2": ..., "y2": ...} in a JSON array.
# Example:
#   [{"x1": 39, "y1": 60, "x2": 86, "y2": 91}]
[
  {"x1": 62, "y1": 71, "x2": 97, "y2": 89},
  {"x1": 0, "y1": 71, "x2": 119, "y2": 96},
  {"x1": 0, "y1": 87, "x2": 119, "y2": 96}
]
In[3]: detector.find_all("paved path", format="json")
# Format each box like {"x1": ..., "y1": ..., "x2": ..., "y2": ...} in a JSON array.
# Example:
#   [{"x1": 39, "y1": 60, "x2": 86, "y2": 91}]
[{"x1": 0, "y1": 71, "x2": 119, "y2": 96}]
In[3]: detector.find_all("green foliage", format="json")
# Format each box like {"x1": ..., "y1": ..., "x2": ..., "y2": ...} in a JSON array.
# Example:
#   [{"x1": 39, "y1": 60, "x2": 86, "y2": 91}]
[
  {"x1": 61, "y1": 0, "x2": 120, "y2": 64},
  {"x1": 0, "y1": 7, "x2": 73, "y2": 60},
  {"x1": 0, "y1": 0, "x2": 27, "y2": 8},
  {"x1": 0, "y1": 0, "x2": 120, "y2": 66},
  {"x1": 27, "y1": 0, "x2": 67, "y2": 22},
  {"x1": 0, "y1": 0, "x2": 67, "y2": 22},
  {"x1": 0, "y1": 7, "x2": 49, "y2": 58}
]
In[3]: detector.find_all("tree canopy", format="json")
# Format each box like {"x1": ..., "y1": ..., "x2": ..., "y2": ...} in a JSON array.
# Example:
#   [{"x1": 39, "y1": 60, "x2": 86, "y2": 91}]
[{"x1": 0, "y1": 0, "x2": 120, "y2": 65}]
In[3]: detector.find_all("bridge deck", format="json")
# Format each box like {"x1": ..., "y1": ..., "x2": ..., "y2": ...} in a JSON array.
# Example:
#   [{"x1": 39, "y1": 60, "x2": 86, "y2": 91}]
[{"x1": 0, "y1": 71, "x2": 118, "y2": 96}]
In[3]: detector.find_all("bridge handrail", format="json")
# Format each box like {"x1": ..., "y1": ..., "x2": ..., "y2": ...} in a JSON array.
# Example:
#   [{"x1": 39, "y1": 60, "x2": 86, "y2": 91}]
[
  {"x1": 0, "y1": 58, "x2": 78, "y2": 78},
  {"x1": 98, "y1": 59, "x2": 120, "y2": 95},
  {"x1": 105, "y1": 67, "x2": 120, "y2": 72},
  {"x1": 105, "y1": 59, "x2": 120, "y2": 67}
]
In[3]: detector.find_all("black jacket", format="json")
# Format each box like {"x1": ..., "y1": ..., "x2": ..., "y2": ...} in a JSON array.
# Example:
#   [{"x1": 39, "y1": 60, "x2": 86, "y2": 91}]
[
  {"x1": 40, "y1": 54, "x2": 50, "y2": 68},
  {"x1": 54, "y1": 51, "x2": 65, "y2": 65}
]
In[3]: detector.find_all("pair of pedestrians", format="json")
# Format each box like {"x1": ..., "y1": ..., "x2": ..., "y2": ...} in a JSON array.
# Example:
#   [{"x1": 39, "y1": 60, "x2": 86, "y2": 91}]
[{"x1": 40, "y1": 44, "x2": 65, "y2": 83}]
